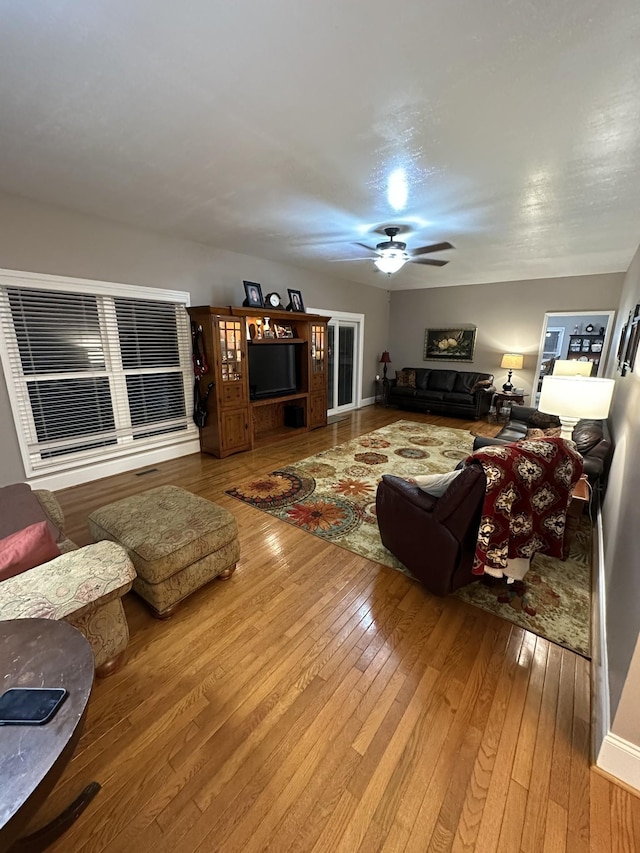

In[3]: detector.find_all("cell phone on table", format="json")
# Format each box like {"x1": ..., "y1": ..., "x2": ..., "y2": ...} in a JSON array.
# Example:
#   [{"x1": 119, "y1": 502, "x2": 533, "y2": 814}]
[{"x1": 0, "y1": 687, "x2": 68, "y2": 725}]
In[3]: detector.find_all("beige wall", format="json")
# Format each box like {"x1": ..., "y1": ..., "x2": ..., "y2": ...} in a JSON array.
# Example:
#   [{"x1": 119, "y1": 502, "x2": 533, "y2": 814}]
[
  {"x1": 388, "y1": 273, "x2": 623, "y2": 395},
  {"x1": 0, "y1": 192, "x2": 389, "y2": 485},
  {"x1": 602, "y1": 244, "x2": 640, "y2": 738}
]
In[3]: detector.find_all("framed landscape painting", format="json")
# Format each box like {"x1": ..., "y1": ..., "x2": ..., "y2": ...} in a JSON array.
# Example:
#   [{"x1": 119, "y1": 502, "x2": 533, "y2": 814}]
[{"x1": 424, "y1": 326, "x2": 477, "y2": 362}]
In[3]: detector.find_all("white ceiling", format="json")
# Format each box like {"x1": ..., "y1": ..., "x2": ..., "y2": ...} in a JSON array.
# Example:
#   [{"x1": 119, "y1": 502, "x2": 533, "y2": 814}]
[{"x1": 1, "y1": 0, "x2": 640, "y2": 290}]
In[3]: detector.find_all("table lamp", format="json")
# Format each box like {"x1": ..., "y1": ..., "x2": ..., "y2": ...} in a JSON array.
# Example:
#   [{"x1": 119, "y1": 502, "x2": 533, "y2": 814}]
[
  {"x1": 380, "y1": 351, "x2": 391, "y2": 381},
  {"x1": 500, "y1": 353, "x2": 524, "y2": 391},
  {"x1": 539, "y1": 375, "x2": 615, "y2": 441},
  {"x1": 552, "y1": 359, "x2": 593, "y2": 377}
]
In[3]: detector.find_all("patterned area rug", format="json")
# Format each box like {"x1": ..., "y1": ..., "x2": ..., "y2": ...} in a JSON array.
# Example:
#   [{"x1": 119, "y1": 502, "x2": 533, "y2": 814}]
[{"x1": 226, "y1": 420, "x2": 591, "y2": 657}]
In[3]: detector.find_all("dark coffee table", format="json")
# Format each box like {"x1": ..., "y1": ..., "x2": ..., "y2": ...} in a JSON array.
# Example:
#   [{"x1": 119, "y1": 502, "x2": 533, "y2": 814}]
[{"x1": 0, "y1": 619, "x2": 100, "y2": 852}]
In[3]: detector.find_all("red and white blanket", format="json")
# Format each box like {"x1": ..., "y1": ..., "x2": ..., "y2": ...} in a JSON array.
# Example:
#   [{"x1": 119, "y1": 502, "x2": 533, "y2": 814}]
[{"x1": 464, "y1": 437, "x2": 584, "y2": 578}]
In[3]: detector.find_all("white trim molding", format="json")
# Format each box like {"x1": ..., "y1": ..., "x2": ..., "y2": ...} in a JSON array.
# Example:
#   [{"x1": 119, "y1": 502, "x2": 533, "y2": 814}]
[
  {"x1": 597, "y1": 733, "x2": 640, "y2": 792},
  {"x1": 593, "y1": 499, "x2": 640, "y2": 794},
  {"x1": 27, "y1": 437, "x2": 201, "y2": 491},
  {"x1": 592, "y1": 505, "x2": 611, "y2": 761}
]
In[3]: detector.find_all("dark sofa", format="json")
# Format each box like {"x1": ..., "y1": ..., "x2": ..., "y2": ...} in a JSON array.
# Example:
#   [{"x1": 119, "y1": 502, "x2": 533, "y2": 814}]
[
  {"x1": 388, "y1": 367, "x2": 495, "y2": 419},
  {"x1": 472, "y1": 404, "x2": 613, "y2": 484}
]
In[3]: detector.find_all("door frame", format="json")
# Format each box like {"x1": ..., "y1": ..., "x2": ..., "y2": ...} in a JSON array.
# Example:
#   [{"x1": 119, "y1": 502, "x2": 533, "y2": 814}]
[
  {"x1": 308, "y1": 307, "x2": 365, "y2": 416},
  {"x1": 533, "y1": 310, "x2": 616, "y2": 402}
]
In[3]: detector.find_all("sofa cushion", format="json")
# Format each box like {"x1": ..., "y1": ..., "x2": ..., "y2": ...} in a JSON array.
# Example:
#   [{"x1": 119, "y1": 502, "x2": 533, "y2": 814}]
[
  {"x1": 391, "y1": 386, "x2": 417, "y2": 398},
  {"x1": 0, "y1": 483, "x2": 62, "y2": 543},
  {"x1": 529, "y1": 410, "x2": 561, "y2": 428},
  {"x1": 444, "y1": 392, "x2": 474, "y2": 406},
  {"x1": 0, "y1": 521, "x2": 61, "y2": 581},
  {"x1": 427, "y1": 370, "x2": 457, "y2": 392},
  {"x1": 572, "y1": 421, "x2": 603, "y2": 455},
  {"x1": 395, "y1": 369, "x2": 416, "y2": 388},
  {"x1": 452, "y1": 372, "x2": 489, "y2": 394},
  {"x1": 418, "y1": 390, "x2": 445, "y2": 402},
  {"x1": 414, "y1": 369, "x2": 431, "y2": 391},
  {"x1": 496, "y1": 425, "x2": 528, "y2": 442}
]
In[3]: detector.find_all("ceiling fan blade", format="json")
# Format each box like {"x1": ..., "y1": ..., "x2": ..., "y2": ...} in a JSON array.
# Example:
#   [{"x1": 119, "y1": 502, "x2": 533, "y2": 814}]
[
  {"x1": 411, "y1": 257, "x2": 449, "y2": 266},
  {"x1": 410, "y1": 241, "x2": 454, "y2": 256},
  {"x1": 354, "y1": 242, "x2": 378, "y2": 253},
  {"x1": 329, "y1": 257, "x2": 378, "y2": 262}
]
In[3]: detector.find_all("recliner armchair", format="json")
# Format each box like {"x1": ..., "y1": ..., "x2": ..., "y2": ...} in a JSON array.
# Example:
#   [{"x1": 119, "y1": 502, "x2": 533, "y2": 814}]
[{"x1": 376, "y1": 465, "x2": 486, "y2": 596}]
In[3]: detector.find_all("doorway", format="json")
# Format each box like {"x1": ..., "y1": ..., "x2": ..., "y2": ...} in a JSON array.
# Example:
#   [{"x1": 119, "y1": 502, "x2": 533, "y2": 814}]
[
  {"x1": 308, "y1": 308, "x2": 364, "y2": 416},
  {"x1": 534, "y1": 310, "x2": 616, "y2": 402}
]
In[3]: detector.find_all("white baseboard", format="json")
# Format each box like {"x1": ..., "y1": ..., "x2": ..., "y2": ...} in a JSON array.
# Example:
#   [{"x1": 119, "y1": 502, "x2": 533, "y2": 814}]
[
  {"x1": 26, "y1": 438, "x2": 201, "y2": 491},
  {"x1": 597, "y1": 733, "x2": 640, "y2": 791},
  {"x1": 593, "y1": 500, "x2": 640, "y2": 794},
  {"x1": 360, "y1": 395, "x2": 375, "y2": 407},
  {"x1": 592, "y1": 503, "x2": 611, "y2": 759}
]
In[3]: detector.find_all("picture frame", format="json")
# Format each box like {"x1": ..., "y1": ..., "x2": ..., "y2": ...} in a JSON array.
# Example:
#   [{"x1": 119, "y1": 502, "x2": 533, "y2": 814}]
[
  {"x1": 287, "y1": 289, "x2": 305, "y2": 313},
  {"x1": 623, "y1": 304, "x2": 640, "y2": 375},
  {"x1": 617, "y1": 314, "x2": 630, "y2": 371},
  {"x1": 243, "y1": 280, "x2": 264, "y2": 308},
  {"x1": 423, "y1": 326, "x2": 477, "y2": 362},
  {"x1": 274, "y1": 323, "x2": 294, "y2": 338}
]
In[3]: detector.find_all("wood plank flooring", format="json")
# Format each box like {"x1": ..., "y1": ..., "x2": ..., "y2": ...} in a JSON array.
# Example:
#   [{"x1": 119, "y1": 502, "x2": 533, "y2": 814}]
[{"x1": 27, "y1": 407, "x2": 640, "y2": 852}]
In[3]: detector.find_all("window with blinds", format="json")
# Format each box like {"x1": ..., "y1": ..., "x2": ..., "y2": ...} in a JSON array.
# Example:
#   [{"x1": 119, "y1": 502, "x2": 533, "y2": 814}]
[{"x1": 0, "y1": 271, "x2": 196, "y2": 478}]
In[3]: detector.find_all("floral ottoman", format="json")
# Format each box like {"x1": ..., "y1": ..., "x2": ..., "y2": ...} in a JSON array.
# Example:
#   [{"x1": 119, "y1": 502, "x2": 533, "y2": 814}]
[{"x1": 88, "y1": 486, "x2": 240, "y2": 618}]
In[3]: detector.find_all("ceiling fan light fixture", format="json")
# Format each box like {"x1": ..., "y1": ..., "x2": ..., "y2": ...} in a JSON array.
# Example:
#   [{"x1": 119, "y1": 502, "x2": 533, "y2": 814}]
[{"x1": 374, "y1": 252, "x2": 406, "y2": 275}]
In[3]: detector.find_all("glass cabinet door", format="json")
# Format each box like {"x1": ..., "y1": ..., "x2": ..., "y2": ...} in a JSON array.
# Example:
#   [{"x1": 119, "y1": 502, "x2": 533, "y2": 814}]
[
  {"x1": 311, "y1": 323, "x2": 326, "y2": 387},
  {"x1": 217, "y1": 317, "x2": 245, "y2": 383}
]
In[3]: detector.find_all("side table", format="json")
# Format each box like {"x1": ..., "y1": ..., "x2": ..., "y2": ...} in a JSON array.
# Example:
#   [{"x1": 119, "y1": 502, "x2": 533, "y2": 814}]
[
  {"x1": 493, "y1": 391, "x2": 527, "y2": 420},
  {"x1": 374, "y1": 378, "x2": 390, "y2": 407}
]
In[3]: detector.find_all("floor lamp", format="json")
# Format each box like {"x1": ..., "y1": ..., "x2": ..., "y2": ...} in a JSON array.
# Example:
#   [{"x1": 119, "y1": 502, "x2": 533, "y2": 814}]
[{"x1": 538, "y1": 375, "x2": 615, "y2": 441}]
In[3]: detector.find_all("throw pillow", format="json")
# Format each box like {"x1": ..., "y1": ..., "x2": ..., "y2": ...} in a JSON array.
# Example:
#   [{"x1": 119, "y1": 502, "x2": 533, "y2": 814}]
[
  {"x1": 529, "y1": 410, "x2": 561, "y2": 428},
  {"x1": 413, "y1": 469, "x2": 462, "y2": 497},
  {"x1": 0, "y1": 521, "x2": 61, "y2": 581},
  {"x1": 526, "y1": 428, "x2": 546, "y2": 439},
  {"x1": 395, "y1": 369, "x2": 416, "y2": 388},
  {"x1": 526, "y1": 427, "x2": 562, "y2": 440}
]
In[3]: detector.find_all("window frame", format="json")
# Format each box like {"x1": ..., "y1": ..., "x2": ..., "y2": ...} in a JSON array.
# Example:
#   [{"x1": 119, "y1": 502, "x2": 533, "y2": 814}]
[{"x1": 0, "y1": 267, "x2": 198, "y2": 485}]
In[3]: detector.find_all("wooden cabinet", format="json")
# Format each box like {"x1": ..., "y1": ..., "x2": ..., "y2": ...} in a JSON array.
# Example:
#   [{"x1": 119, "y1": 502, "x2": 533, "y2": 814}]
[
  {"x1": 566, "y1": 334, "x2": 604, "y2": 375},
  {"x1": 186, "y1": 308, "x2": 251, "y2": 458},
  {"x1": 187, "y1": 305, "x2": 329, "y2": 457}
]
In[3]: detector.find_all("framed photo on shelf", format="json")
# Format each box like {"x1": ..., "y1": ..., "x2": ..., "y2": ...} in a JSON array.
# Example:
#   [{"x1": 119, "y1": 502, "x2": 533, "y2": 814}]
[
  {"x1": 274, "y1": 323, "x2": 294, "y2": 338},
  {"x1": 423, "y1": 326, "x2": 477, "y2": 362},
  {"x1": 243, "y1": 281, "x2": 264, "y2": 308},
  {"x1": 287, "y1": 289, "x2": 305, "y2": 313}
]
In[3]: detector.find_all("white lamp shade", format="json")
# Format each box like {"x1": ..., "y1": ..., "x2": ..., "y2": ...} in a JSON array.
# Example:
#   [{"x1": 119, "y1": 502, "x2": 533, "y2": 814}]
[
  {"x1": 539, "y1": 375, "x2": 614, "y2": 419},
  {"x1": 374, "y1": 253, "x2": 406, "y2": 274},
  {"x1": 500, "y1": 353, "x2": 524, "y2": 370},
  {"x1": 552, "y1": 359, "x2": 593, "y2": 377}
]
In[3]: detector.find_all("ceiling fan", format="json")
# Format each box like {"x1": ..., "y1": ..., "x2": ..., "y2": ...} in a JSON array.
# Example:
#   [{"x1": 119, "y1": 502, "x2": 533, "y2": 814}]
[{"x1": 336, "y1": 226, "x2": 454, "y2": 275}]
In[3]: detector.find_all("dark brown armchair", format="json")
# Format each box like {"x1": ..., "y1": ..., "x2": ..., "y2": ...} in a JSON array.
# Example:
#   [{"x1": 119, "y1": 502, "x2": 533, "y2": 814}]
[{"x1": 376, "y1": 465, "x2": 486, "y2": 596}]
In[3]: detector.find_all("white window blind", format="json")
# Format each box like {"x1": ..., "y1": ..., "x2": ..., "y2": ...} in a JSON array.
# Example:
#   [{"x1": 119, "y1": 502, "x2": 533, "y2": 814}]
[{"x1": 0, "y1": 271, "x2": 197, "y2": 478}]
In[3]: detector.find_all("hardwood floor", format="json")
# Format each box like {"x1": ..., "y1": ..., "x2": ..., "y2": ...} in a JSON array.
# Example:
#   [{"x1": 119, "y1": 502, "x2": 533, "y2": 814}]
[{"x1": 30, "y1": 407, "x2": 640, "y2": 852}]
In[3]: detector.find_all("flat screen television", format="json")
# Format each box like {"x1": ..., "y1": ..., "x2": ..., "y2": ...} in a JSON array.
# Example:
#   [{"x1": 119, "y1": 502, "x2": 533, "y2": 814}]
[{"x1": 248, "y1": 343, "x2": 297, "y2": 400}]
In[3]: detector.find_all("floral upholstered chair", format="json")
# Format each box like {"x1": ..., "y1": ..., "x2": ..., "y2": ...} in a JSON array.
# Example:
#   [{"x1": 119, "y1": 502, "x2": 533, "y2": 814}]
[{"x1": 0, "y1": 485, "x2": 136, "y2": 676}]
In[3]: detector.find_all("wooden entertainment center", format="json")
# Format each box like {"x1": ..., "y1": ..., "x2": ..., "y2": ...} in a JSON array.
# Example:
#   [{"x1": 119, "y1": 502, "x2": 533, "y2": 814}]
[{"x1": 187, "y1": 305, "x2": 329, "y2": 457}]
